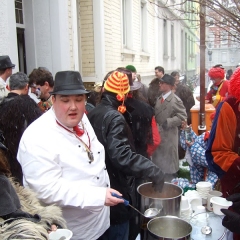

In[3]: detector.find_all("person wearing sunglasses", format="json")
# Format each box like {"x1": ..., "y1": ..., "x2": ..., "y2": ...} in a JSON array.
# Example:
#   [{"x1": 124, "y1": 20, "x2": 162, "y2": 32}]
[{"x1": 17, "y1": 71, "x2": 124, "y2": 240}]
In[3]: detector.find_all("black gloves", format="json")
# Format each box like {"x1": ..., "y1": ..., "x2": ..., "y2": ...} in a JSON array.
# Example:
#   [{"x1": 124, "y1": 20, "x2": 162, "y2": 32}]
[
  {"x1": 221, "y1": 193, "x2": 240, "y2": 234},
  {"x1": 152, "y1": 170, "x2": 165, "y2": 192},
  {"x1": 221, "y1": 209, "x2": 240, "y2": 234},
  {"x1": 226, "y1": 193, "x2": 240, "y2": 214}
]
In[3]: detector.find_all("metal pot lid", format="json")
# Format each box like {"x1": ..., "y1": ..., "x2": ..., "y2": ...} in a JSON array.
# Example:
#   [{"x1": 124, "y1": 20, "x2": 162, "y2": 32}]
[{"x1": 190, "y1": 212, "x2": 227, "y2": 240}]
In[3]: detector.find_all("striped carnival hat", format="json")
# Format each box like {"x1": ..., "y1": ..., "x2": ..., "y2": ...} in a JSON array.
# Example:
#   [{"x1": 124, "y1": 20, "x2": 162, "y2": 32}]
[
  {"x1": 104, "y1": 71, "x2": 130, "y2": 113},
  {"x1": 104, "y1": 71, "x2": 130, "y2": 95}
]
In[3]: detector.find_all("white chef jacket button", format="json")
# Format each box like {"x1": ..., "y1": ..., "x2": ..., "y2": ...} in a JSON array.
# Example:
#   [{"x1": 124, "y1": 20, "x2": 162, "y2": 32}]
[
  {"x1": 78, "y1": 145, "x2": 81, "y2": 147},
  {"x1": 106, "y1": 184, "x2": 109, "y2": 187},
  {"x1": 98, "y1": 152, "x2": 100, "y2": 154},
  {"x1": 97, "y1": 177, "x2": 99, "y2": 180}
]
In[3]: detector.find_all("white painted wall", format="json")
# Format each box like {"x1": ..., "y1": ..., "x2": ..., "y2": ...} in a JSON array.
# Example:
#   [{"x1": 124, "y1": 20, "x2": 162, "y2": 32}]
[
  {"x1": 0, "y1": 0, "x2": 19, "y2": 72},
  {"x1": 24, "y1": 0, "x2": 71, "y2": 75}
]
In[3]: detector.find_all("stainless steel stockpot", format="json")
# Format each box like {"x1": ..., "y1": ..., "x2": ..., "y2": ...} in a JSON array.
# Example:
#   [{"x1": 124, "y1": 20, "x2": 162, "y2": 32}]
[
  {"x1": 147, "y1": 216, "x2": 192, "y2": 240},
  {"x1": 137, "y1": 182, "x2": 183, "y2": 217}
]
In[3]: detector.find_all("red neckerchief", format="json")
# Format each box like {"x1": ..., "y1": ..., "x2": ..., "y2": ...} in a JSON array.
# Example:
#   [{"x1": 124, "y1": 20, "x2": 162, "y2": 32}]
[{"x1": 56, "y1": 120, "x2": 93, "y2": 163}]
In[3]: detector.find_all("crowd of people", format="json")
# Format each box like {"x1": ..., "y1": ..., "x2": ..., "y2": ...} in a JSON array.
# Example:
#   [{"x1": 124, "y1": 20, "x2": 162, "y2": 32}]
[{"x1": 0, "y1": 54, "x2": 240, "y2": 239}]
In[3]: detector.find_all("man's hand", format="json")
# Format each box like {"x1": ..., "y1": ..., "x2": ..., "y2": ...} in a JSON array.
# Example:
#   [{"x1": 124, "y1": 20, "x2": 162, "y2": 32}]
[
  {"x1": 221, "y1": 209, "x2": 240, "y2": 234},
  {"x1": 105, "y1": 188, "x2": 124, "y2": 206},
  {"x1": 186, "y1": 140, "x2": 194, "y2": 147},
  {"x1": 181, "y1": 120, "x2": 188, "y2": 130},
  {"x1": 212, "y1": 96, "x2": 217, "y2": 101},
  {"x1": 152, "y1": 171, "x2": 165, "y2": 192}
]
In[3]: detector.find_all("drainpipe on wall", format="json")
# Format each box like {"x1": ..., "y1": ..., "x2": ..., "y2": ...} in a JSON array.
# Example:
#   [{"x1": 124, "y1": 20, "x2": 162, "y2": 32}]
[{"x1": 199, "y1": 1, "x2": 206, "y2": 135}]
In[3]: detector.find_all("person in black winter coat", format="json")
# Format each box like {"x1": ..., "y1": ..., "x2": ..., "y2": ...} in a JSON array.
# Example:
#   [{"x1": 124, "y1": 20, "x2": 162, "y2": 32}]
[
  {"x1": 0, "y1": 72, "x2": 42, "y2": 185},
  {"x1": 88, "y1": 71, "x2": 164, "y2": 240}
]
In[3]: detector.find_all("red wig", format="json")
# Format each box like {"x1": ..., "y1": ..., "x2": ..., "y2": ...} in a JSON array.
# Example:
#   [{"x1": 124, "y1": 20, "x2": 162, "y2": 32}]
[
  {"x1": 229, "y1": 67, "x2": 240, "y2": 101},
  {"x1": 208, "y1": 67, "x2": 225, "y2": 79}
]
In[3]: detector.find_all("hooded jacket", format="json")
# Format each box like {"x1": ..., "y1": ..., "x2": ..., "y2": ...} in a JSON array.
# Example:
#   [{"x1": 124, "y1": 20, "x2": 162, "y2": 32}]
[{"x1": 0, "y1": 176, "x2": 66, "y2": 239}]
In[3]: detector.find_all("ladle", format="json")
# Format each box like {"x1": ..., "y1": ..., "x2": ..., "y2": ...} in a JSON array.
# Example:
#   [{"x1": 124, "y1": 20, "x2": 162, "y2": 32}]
[{"x1": 111, "y1": 192, "x2": 160, "y2": 218}]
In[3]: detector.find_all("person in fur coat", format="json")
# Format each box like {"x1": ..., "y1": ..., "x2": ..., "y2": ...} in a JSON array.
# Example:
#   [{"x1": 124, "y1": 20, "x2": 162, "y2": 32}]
[
  {"x1": 148, "y1": 78, "x2": 162, "y2": 107},
  {"x1": 0, "y1": 143, "x2": 66, "y2": 239}
]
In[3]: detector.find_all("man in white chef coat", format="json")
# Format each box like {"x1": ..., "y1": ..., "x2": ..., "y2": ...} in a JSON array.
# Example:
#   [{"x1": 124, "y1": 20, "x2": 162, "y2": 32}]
[{"x1": 17, "y1": 70, "x2": 123, "y2": 240}]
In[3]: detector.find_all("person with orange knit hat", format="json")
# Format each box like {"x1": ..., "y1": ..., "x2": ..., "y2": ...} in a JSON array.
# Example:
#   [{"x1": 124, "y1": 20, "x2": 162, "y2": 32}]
[
  {"x1": 205, "y1": 65, "x2": 229, "y2": 108},
  {"x1": 206, "y1": 67, "x2": 240, "y2": 239},
  {"x1": 88, "y1": 70, "x2": 165, "y2": 240}
]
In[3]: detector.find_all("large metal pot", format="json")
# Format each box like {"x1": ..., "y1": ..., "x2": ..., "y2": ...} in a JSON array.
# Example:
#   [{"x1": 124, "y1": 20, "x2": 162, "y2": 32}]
[
  {"x1": 137, "y1": 182, "x2": 183, "y2": 217},
  {"x1": 147, "y1": 216, "x2": 192, "y2": 240}
]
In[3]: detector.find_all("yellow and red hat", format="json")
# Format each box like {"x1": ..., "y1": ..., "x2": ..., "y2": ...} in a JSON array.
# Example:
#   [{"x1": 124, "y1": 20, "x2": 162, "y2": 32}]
[
  {"x1": 104, "y1": 71, "x2": 130, "y2": 113},
  {"x1": 104, "y1": 71, "x2": 130, "y2": 95}
]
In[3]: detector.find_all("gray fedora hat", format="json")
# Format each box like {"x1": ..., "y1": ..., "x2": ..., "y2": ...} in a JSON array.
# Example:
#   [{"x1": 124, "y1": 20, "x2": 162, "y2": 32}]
[
  {"x1": 50, "y1": 71, "x2": 89, "y2": 95},
  {"x1": 160, "y1": 74, "x2": 176, "y2": 86},
  {"x1": 0, "y1": 55, "x2": 15, "y2": 70}
]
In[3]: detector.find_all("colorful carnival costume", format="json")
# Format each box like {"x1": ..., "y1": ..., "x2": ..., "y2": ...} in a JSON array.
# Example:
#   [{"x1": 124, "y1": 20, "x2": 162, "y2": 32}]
[
  {"x1": 206, "y1": 66, "x2": 229, "y2": 108},
  {"x1": 206, "y1": 94, "x2": 240, "y2": 196},
  {"x1": 206, "y1": 67, "x2": 240, "y2": 239},
  {"x1": 180, "y1": 129, "x2": 218, "y2": 186}
]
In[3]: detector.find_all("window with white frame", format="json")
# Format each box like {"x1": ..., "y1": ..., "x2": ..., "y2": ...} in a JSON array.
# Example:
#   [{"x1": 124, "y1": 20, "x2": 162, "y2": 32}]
[
  {"x1": 181, "y1": 30, "x2": 184, "y2": 70},
  {"x1": 188, "y1": 36, "x2": 190, "y2": 58},
  {"x1": 141, "y1": 0, "x2": 148, "y2": 52},
  {"x1": 208, "y1": 17, "x2": 214, "y2": 26},
  {"x1": 191, "y1": 37, "x2": 193, "y2": 56},
  {"x1": 231, "y1": 35, "x2": 237, "y2": 48},
  {"x1": 15, "y1": 0, "x2": 23, "y2": 24},
  {"x1": 208, "y1": 32, "x2": 214, "y2": 48},
  {"x1": 163, "y1": 19, "x2": 168, "y2": 57},
  {"x1": 221, "y1": 52, "x2": 227, "y2": 62},
  {"x1": 221, "y1": 32, "x2": 228, "y2": 45},
  {"x1": 122, "y1": 0, "x2": 133, "y2": 49},
  {"x1": 171, "y1": 23, "x2": 174, "y2": 58}
]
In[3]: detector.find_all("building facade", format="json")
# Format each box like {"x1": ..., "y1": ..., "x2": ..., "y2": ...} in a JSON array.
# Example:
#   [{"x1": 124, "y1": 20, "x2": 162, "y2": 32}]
[
  {"x1": 0, "y1": 0, "x2": 199, "y2": 86},
  {"x1": 206, "y1": 2, "x2": 240, "y2": 71}
]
